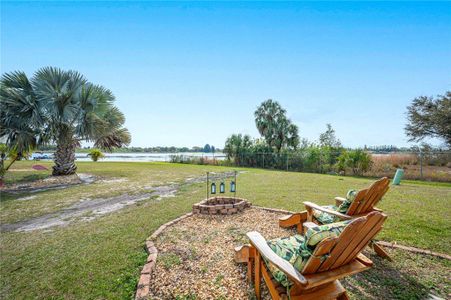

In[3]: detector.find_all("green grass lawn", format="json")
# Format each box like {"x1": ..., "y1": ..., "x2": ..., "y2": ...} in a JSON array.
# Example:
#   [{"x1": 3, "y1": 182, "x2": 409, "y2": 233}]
[{"x1": 0, "y1": 161, "x2": 450, "y2": 299}]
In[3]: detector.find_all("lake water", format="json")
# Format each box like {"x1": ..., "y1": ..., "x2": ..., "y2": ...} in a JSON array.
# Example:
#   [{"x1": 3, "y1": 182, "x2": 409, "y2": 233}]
[{"x1": 32, "y1": 152, "x2": 226, "y2": 162}]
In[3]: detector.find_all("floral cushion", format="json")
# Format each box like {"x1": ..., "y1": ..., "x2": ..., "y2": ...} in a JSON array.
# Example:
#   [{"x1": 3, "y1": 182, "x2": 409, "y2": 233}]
[
  {"x1": 313, "y1": 205, "x2": 339, "y2": 224},
  {"x1": 264, "y1": 219, "x2": 350, "y2": 287},
  {"x1": 313, "y1": 190, "x2": 357, "y2": 224},
  {"x1": 264, "y1": 234, "x2": 311, "y2": 287},
  {"x1": 337, "y1": 190, "x2": 358, "y2": 213},
  {"x1": 304, "y1": 220, "x2": 350, "y2": 246}
]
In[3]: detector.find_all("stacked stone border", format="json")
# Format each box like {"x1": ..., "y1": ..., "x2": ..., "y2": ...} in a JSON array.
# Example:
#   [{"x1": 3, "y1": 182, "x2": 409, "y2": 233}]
[
  {"x1": 192, "y1": 196, "x2": 252, "y2": 215},
  {"x1": 134, "y1": 206, "x2": 451, "y2": 300},
  {"x1": 135, "y1": 212, "x2": 193, "y2": 300}
]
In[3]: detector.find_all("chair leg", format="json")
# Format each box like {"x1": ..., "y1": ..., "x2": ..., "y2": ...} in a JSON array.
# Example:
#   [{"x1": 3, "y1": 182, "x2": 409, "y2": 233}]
[
  {"x1": 337, "y1": 291, "x2": 350, "y2": 300},
  {"x1": 255, "y1": 252, "x2": 261, "y2": 300},
  {"x1": 234, "y1": 245, "x2": 256, "y2": 282},
  {"x1": 372, "y1": 241, "x2": 392, "y2": 261},
  {"x1": 247, "y1": 258, "x2": 253, "y2": 283}
]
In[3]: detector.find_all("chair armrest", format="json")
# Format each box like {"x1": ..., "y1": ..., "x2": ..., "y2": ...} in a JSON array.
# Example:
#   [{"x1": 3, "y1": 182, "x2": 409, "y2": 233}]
[
  {"x1": 350, "y1": 208, "x2": 384, "y2": 219},
  {"x1": 303, "y1": 201, "x2": 352, "y2": 220},
  {"x1": 335, "y1": 197, "x2": 346, "y2": 206},
  {"x1": 303, "y1": 222, "x2": 318, "y2": 234},
  {"x1": 246, "y1": 231, "x2": 308, "y2": 286},
  {"x1": 279, "y1": 212, "x2": 307, "y2": 228}
]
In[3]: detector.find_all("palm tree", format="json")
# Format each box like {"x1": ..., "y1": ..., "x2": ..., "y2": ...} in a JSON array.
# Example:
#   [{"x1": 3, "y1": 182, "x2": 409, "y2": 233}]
[
  {"x1": 1, "y1": 67, "x2": 131, "y2": 176},
  {"x1": 254, "y1": 99, "x2": 299, "y2": 152},
  {"x1": 0, "y1": 71, "x2": 45, "y2": 182}
]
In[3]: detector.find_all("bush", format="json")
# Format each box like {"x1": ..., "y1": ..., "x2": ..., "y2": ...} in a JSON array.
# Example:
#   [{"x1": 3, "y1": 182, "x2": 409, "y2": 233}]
[
  {"x1": 335, "y1": 150, "x2": 348, "y2": 175},
  {"x1": 88, "y1": 149, "x2": 105, "y2": 162},
  {"x1": 336, "y1": 149, "x2": 373, "y2": 176},
  {"x1": 347, "y1": 150, "x2": 373, "y2": 175}
]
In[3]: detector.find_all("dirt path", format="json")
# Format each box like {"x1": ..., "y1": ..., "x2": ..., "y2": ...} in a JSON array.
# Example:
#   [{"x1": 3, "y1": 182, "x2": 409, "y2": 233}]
[{"x1": 0, "y1": 171, "x2": 238, "y2": 233}]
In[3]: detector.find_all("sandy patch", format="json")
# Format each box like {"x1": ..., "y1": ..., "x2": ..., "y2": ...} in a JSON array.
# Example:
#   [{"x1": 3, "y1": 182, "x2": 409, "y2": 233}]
[
  {"x1": 98, "y1": 177, "x2": 129, "y2": 184},
  {"x1": 1, "y1": 192, "x2": 154, "y2": 232},
  {"x1": 16, "y1": 195, "x2": 37, "y2": 201},
  {"x1": 0, "y1": 173, "x2": 225, "y2": 232},
  {"x1": 1, "y1": 171, "x2": 245, "y2": 233}
]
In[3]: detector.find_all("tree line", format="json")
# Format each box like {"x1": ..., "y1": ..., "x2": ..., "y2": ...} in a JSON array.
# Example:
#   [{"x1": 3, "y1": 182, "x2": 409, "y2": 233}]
[
  {"x1": 223, "y1": 95, "x2": 450, "y2": 175},
  {"x1": 38, "y1": 144, "x2": 220, "y2": 153}
]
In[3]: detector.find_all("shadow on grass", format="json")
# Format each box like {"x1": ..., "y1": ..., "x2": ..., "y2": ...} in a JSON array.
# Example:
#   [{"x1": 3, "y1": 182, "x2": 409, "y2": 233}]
[
  {"x1": 0, "y1": 193, "x2": 23, "y2": 202},
  {"x1": 4, "y1": 173, "x2": 50, "y2": 185},
  {"x1": 343, "y1": 252, "x2": 435, "y2": 300}
]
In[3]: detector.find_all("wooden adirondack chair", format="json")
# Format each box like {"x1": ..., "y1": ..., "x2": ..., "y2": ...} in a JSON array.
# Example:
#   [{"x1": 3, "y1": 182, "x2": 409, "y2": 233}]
[
  {"x1": 279, "y1": 177, "x2": 390, "y2": 259},
  {"x1": 235, "y1": 211, "x2": 387, "y2": 300}
]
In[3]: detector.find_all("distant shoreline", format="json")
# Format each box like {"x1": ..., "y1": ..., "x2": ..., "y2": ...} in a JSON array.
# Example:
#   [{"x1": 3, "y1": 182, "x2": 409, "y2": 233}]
[{"x1": 31, "y1": 152, "x2": 226, "y2": 162}]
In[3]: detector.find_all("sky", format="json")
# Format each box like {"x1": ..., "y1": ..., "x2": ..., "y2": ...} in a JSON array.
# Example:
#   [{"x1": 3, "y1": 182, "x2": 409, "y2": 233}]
[{"x1": 2, "y1": 1, "x2": 451, "y2": 148}]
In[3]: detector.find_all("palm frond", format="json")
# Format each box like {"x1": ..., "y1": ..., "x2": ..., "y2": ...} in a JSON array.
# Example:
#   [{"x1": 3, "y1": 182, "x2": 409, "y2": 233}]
[{"x1": 94, "y1": 127, "x2": 131, "y2": 151}]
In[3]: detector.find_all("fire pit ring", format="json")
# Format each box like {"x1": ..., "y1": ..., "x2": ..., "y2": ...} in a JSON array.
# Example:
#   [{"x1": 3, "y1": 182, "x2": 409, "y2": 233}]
[{"x1": 192, "y1": 196, "x2": 251, "y2": 215}]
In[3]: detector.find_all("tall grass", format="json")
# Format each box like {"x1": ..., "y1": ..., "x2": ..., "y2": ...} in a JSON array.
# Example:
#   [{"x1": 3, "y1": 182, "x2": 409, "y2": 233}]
[
  {"x1": 371, "y1": 153, "x2": 419, "y2": 169},
  {"x1": 368, "y1": 153, "x2": 450, "y2": 182},
  {"x1": 169, "y1": 154, "x2": 232, "y2": 166}
]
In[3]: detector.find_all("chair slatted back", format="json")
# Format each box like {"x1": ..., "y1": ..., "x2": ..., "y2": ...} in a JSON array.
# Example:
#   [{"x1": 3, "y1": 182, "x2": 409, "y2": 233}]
[
  {"x1": 302, "y1": 211, "x2": 387, "y2": 275},
  {"x1": 346, "y1": 177, "x2": 390, "y2": 216}
]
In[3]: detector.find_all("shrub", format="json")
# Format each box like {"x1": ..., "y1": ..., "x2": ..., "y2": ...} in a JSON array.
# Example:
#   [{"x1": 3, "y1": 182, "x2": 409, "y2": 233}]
[
  {"x1": 347, "y1": 150, "x2": 373, "y2": 175},
  {"x1": 335, "y1": 150, "x2": 349, "y2": 175},
  {"x1": 336, "y1": 149, "x2": 373, "y2": 176},
  {"x1": 88, "y1": 149, "x2": 105, "y2": 162}
]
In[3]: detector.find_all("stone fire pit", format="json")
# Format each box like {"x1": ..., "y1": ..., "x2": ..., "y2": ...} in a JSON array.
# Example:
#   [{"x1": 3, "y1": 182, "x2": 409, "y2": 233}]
[{"x1": 192, "y1": 196, "x2": 251, "y2": 215}]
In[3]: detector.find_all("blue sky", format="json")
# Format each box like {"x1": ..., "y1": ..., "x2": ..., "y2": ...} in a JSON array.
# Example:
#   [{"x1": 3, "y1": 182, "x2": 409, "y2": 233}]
[{"x1": 2, "y1": 1, "x2": 451, "y2": 148}]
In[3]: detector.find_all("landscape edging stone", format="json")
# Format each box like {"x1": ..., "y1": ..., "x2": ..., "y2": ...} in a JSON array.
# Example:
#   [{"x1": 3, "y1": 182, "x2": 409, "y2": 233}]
[{"x1": 135, "y1": 212, "x2": 192, "y2": 300}]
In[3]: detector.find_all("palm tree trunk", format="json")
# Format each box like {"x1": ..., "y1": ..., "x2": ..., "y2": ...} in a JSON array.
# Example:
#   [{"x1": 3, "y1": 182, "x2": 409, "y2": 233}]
[{"x1": 53, "y1": 134, "x2": 77, "y2": 176}]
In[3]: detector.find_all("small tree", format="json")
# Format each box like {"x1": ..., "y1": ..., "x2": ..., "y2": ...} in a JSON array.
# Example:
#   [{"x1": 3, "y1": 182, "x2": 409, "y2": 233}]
[
  {"x1": 405, "y1": 91, "x2": 451, "y2": 148},
  {"x1": 318, "y1": 124, "x2": 343, "y2": 169},
  {"x1": 203, "y1": 144, "x2": 211, "y2": 153},
  {"x1": 0, "y1": 144, "x2": 12, "y2": 184},
  {"x1": 0, "y1": 144, "x2": 32, "y2": 185},
  {"x1": 88, "y1": 149, "x2": 105, "y2": 162},
  {"x1": 319, "y1": 124, "x2": 342, "y2": 148},
  {"x1": 223, "y1": 134, "x2": 253, "y2": 165}
]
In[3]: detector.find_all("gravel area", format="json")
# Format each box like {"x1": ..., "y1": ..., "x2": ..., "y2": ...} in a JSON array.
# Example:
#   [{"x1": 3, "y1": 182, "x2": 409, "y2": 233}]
[
  {"x1": 150, "y1": 208, "x2": 450, "y2": 300},
  {"x1": 151, "y1": 208, "x2": 294, "y2": 300}
]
